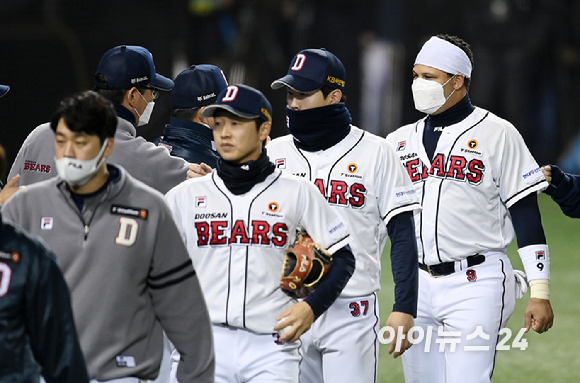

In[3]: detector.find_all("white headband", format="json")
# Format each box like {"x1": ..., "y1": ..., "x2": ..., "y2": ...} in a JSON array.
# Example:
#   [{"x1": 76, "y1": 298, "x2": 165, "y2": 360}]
[{"x1": 414, "y1": 36, "x2": 472, "y2": 78}]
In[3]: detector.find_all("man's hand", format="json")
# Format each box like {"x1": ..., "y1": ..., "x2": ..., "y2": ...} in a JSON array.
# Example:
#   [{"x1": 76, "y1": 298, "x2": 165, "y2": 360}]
[
  {"x1": 385, "y1": 311, "x2": 415, "y2": 358},
  {"x1": 187, "y1": 163, "x2": 213, "y2": 179},
  {"x1": 541, "y1": 165, "x2": 552, "y2": 183},
  {"x1": 524, "y1": 298, "x2": 553, "y2": 334},
  {"x1": 274, "y1": 301, "x2": 315, "y2": 343},
  {"x1": 0, "y1": 174, "x2": 21, "y2": 205}
]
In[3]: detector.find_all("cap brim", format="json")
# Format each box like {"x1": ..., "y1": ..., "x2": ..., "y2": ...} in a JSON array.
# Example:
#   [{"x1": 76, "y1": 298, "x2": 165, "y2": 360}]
[
  {"x1": 201, "y1": 104, "x2": 260, "y2": 120},
  {"x1": 149, "y1": 73, "x2": 175, "y2": 91},
  {"x1": 0, "y1": 85, "x2": 10, "y2": 98},
  {"x1": 271, "y1": 75, "x2": 321, "y2": 93}
]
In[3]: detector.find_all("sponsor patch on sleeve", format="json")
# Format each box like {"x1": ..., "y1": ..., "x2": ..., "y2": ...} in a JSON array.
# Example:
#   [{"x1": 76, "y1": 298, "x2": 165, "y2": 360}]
[
  {"x1": 111, "y1": 205, "x2": 148, "y2": 220},
  {"x1": 326, "y1": 217, "x2": 348, "y2": 239},
  {"x1": 394, "y1": 185, "x2": 417, "y2": 201},
  {"x1": 520, "y1": 164, "x2": 543, "y2": 185}
]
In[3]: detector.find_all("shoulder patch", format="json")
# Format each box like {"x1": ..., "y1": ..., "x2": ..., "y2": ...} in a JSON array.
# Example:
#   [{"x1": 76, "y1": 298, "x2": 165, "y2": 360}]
[
  {"x1": 111, "y1": 205, "x2": 148, "y2": 220},
  {"x1": 0, "y1": 251, "x2": 20, "y2": 263}
]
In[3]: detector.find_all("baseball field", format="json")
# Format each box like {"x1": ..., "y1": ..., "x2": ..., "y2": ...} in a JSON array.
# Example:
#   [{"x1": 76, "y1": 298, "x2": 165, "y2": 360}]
[{"x1": 377, "y1": 192, "x2": 580, "y2": 382}]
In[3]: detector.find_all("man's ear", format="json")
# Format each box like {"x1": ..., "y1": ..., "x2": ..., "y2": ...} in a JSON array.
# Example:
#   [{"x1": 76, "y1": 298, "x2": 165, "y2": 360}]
[
  {"x1": 197, "y1": 107, "x2": 210, "y2": 125},
  {"x1": 329, "y1": 89, "x2": 343, "y2": 104},
  {"x1": 103, "y1": 138, "x2": 115, "y2": 158},
  {"x1": 259, "y1": 121, "x2": 271, "y2": 143},
  {"x1": 453, "y1": 74, "x2": 465, "y2": 90}
]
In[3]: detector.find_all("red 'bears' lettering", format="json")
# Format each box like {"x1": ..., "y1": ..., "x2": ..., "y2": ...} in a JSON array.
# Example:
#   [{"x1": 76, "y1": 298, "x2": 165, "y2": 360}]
[
  {"x1": 467, "y1": 159, "x2": 485, "y2": 184},
  {"x1": 230, "y1": 220, "x2": 250, "y2": 244},
  {"x1": 329, "y1": 180, "x2": 348, "y2": 205},
  {"x1": 446, "y1": 156, "x2": 467, "y2": 180},
  {"x1": 406, "y1": 158, "x2": 421, "y2": 182},
  {"x1": 195, "y1": 222, "x2": 210, "y2": 246},
  {"x1": 430, "y1": 154, "x2": 445, "y2": 176},
  {"x1": 349, "y1": 183, "x2": 366, "y2": 208},
  {"x1": 252, "y1": 221, "x2": 270, "y2": 245},
  {"x1": 272, "y1": 223, "x2": 288, "y2": 246},
  {"x1": 211, "y1": 221, "x2": 228, "y2": 245}
]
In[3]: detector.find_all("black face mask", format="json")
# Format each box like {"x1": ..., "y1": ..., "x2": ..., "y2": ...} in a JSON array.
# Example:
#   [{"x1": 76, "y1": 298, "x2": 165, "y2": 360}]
[
  {"x1": 216, "y1": 149, "x2": 276, "y2": 195},
  {"x1": 286, "y1": 103, "x2": 352, "y2": 152}
]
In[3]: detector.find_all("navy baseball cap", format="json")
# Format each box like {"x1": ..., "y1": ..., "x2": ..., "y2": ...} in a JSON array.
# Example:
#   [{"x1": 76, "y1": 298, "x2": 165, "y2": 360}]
[
  {"x1": 271, "y1": 48, "x2": 346, "y2": 93},
  {"x1": 201, "y1": 84, "x2": 272, "y2": 122},
  {"x1": 172, "y1": 65, "x2": 228, "y2": 109},
  {"x1": 0, "y1": 84, "x2": 9, "y2": 97},
  {"x1": 94, "y1": 45, "x2": 174, "y2": 91}
]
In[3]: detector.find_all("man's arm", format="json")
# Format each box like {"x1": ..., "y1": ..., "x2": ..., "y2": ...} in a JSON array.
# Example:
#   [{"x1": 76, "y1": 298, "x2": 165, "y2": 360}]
[
  {"x1": 385, "y1": 211, "x2": 418, "y2": 358},
  {"x1": 542, "y1": 165, "x2": 580, "y2": 218},
  {"x1": 148, "y1": 206, "x2": 215, "y2": 383},
  {"x1": 509, "y1": 193, "x2": 554, "y2": 334}
]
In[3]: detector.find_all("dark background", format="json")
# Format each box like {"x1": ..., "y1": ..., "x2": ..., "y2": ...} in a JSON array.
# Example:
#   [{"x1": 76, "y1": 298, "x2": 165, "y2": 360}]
[{"x1": 1, "y1": 0, "x2": 578, "y2": 182}]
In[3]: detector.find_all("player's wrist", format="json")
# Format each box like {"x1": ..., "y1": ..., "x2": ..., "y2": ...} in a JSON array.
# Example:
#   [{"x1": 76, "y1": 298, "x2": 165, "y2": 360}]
[
  {"x1": 518, "y1": 244, "x2": 550, "y2": 281},
  {"x1": 529, "y1": 279, "x2": 550, "y2": 300}
]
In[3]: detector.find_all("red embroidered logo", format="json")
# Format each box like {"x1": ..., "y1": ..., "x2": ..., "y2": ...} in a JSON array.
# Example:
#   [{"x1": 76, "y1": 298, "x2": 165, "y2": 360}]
[{"x1": 24, "y1": 161, "x2": 51, "y2": 173}]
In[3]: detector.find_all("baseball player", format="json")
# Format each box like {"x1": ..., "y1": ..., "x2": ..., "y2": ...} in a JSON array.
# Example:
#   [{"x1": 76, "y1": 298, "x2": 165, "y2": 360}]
[
  {"x1": 153, "y1": 64, "x2": 228, "y2": 167},
  {"x1": 267, "y1": 48, "x2": 422, "y2": 383},
  {"x1": 3, "y1": 91, "x2": 215, "y2": 383},
  {"x1": 0, "y1": 82, "x2": 89, "y2": 383},
  {"x1": 164, "y1": 84, "x2": 355, "y2": 383},
  {"x1": 386, "y1": 35, "x2": 553, "y2": 383},
  {"x1": 7, "y1": 45, "x2": 191, "y2": 194},
  {"x1": 541, "y1": 165, "x2": 580, "y2": 218}
]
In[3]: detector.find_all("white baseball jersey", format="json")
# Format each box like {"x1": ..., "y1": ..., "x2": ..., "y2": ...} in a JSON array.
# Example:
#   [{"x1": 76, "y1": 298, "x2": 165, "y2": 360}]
[
  {"x1": 386, "y1": 107, "x2": 548, "y2": 265},
  {"x1": 165, "y1": 168, "x2": 350, "y2": 334},
  {"x1": 267, "y1": 126, "x2": 421, "y2": 297}
]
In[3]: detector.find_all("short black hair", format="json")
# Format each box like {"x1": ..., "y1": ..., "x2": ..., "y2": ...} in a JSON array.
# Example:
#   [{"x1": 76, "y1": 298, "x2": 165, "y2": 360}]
[
  {"x1": 94, "y1": 74, "x2": 149, "y2": 104},
  {"x1": 172, "y1": 108, "x2": 199, "y2": 120},
  {"x1": 320, "y1": 86, "x2": 347, "y2": 103},
  {"x1": 436, "y1": 34, "x2": 474, "y2": 91},
  {"x1": 50, "y1": 90, "x2": 117, "y2": 144}
]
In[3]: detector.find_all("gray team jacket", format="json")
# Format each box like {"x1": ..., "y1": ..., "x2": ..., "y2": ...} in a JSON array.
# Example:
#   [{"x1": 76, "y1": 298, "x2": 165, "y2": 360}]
[
  {"x1": 8, "y1": 117, "x2": 190, "y2": 194},
  {"x1": 2, "y1": 165, "x2": 215, "y2": 383}
]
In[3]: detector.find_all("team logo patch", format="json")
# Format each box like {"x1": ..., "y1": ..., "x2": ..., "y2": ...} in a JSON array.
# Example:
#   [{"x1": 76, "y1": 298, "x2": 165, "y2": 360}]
[
  {"x1": 397, "y1": 141, "x2": 406, "y2": 151},
  {"x1": 536, "y1": 251, "x2": 546, "y2": 260},
  {"x1": 157, "y1": 142, "x2": 173, "y2": 153},
  {"x1": 0, "y1": 251, "x2": 20, "y2": 263},
  {"x1": 24, "y1": 160, "x2": 51, "y2": 174},
  {"x1": 269, "y1": 202, "x2": 280, "y2": 212},
  {"x1": 466, "y1": 269, "x2": 477, "y2": 282},
  {"x1": 196, "y1": 196, "x2": 207, "y2": 208},
  {"x1": 275, "y1": 158, "x2": 286, "y2": 169},
  {"x1": 347, "y1": 163, "x2": 358, "y2": 174},
  {"x1": 468, "y1": 140, "x2": 478, "y2": 149},
  {"x1": 115, "y1": 355, "x2": 136, "y2": 368},
  {"x1": 111, "y1": 205, "x2": 148, "y2": 220},
  {"x1": 41, "y1": 217, "x2": 53, "y2": 230}
]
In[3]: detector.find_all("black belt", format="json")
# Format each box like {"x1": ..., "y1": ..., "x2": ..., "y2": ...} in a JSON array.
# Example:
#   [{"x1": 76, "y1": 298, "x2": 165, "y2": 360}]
[{"x1": 419, "y1": 254, "x2": 485, "y2": 277}]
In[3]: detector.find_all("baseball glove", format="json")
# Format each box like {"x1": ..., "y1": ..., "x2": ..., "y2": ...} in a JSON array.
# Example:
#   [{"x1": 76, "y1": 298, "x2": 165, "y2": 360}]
[{"x1": 280, "y1": 232, "x2": 333, "y2": 299}]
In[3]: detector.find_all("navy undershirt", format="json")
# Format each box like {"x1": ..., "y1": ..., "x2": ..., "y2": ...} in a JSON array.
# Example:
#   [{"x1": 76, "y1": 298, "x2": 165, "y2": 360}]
[
  {"x1": 69, "y1": 165, "x2": 121, "y2": 212},
  {"x1": 386, "y1": 211, "x2": 418, "y2": 316},
  {"x1": 423, "y1": 94, "x2": 475, "y2": 160},
  {"x1": 305, "y1": 245, "x2": 355, "y2": 319}
]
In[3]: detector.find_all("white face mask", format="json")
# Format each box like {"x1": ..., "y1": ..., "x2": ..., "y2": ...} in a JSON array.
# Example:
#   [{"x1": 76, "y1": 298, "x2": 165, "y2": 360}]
[
  {"x1": 132, "y1": 90, "x2": 155, "y2": 126},
  {"x1": 54, "y1": 138, "x2": 109, "y2": 187},
  {"x1": 411, "y1": 75, "x2": 456, "y2": 115}
]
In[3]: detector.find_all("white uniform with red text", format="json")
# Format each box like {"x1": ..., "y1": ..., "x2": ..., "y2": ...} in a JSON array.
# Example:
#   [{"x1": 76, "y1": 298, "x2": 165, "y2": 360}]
[
  {"x1": 165, "y1": 168, "x2": 350, "y2": 383},
  {"x1": 267, "y1": 126, "x2": 421, "y2": 383},
  {"x1": 386, "y1": 107, "x2": 548, "y2": 383}
]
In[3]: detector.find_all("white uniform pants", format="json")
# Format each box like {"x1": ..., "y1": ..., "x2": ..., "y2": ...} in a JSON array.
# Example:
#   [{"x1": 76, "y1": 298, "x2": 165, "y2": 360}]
[
  {"x1": 171, "y1": 324, "x2": 300, "y2": 383},
  {"x1": 402, "y1": 252, "x2": 517, "y2": 383},
  {"x1": 300, "y1": 294, "x2": 379, "y2": 383}
]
